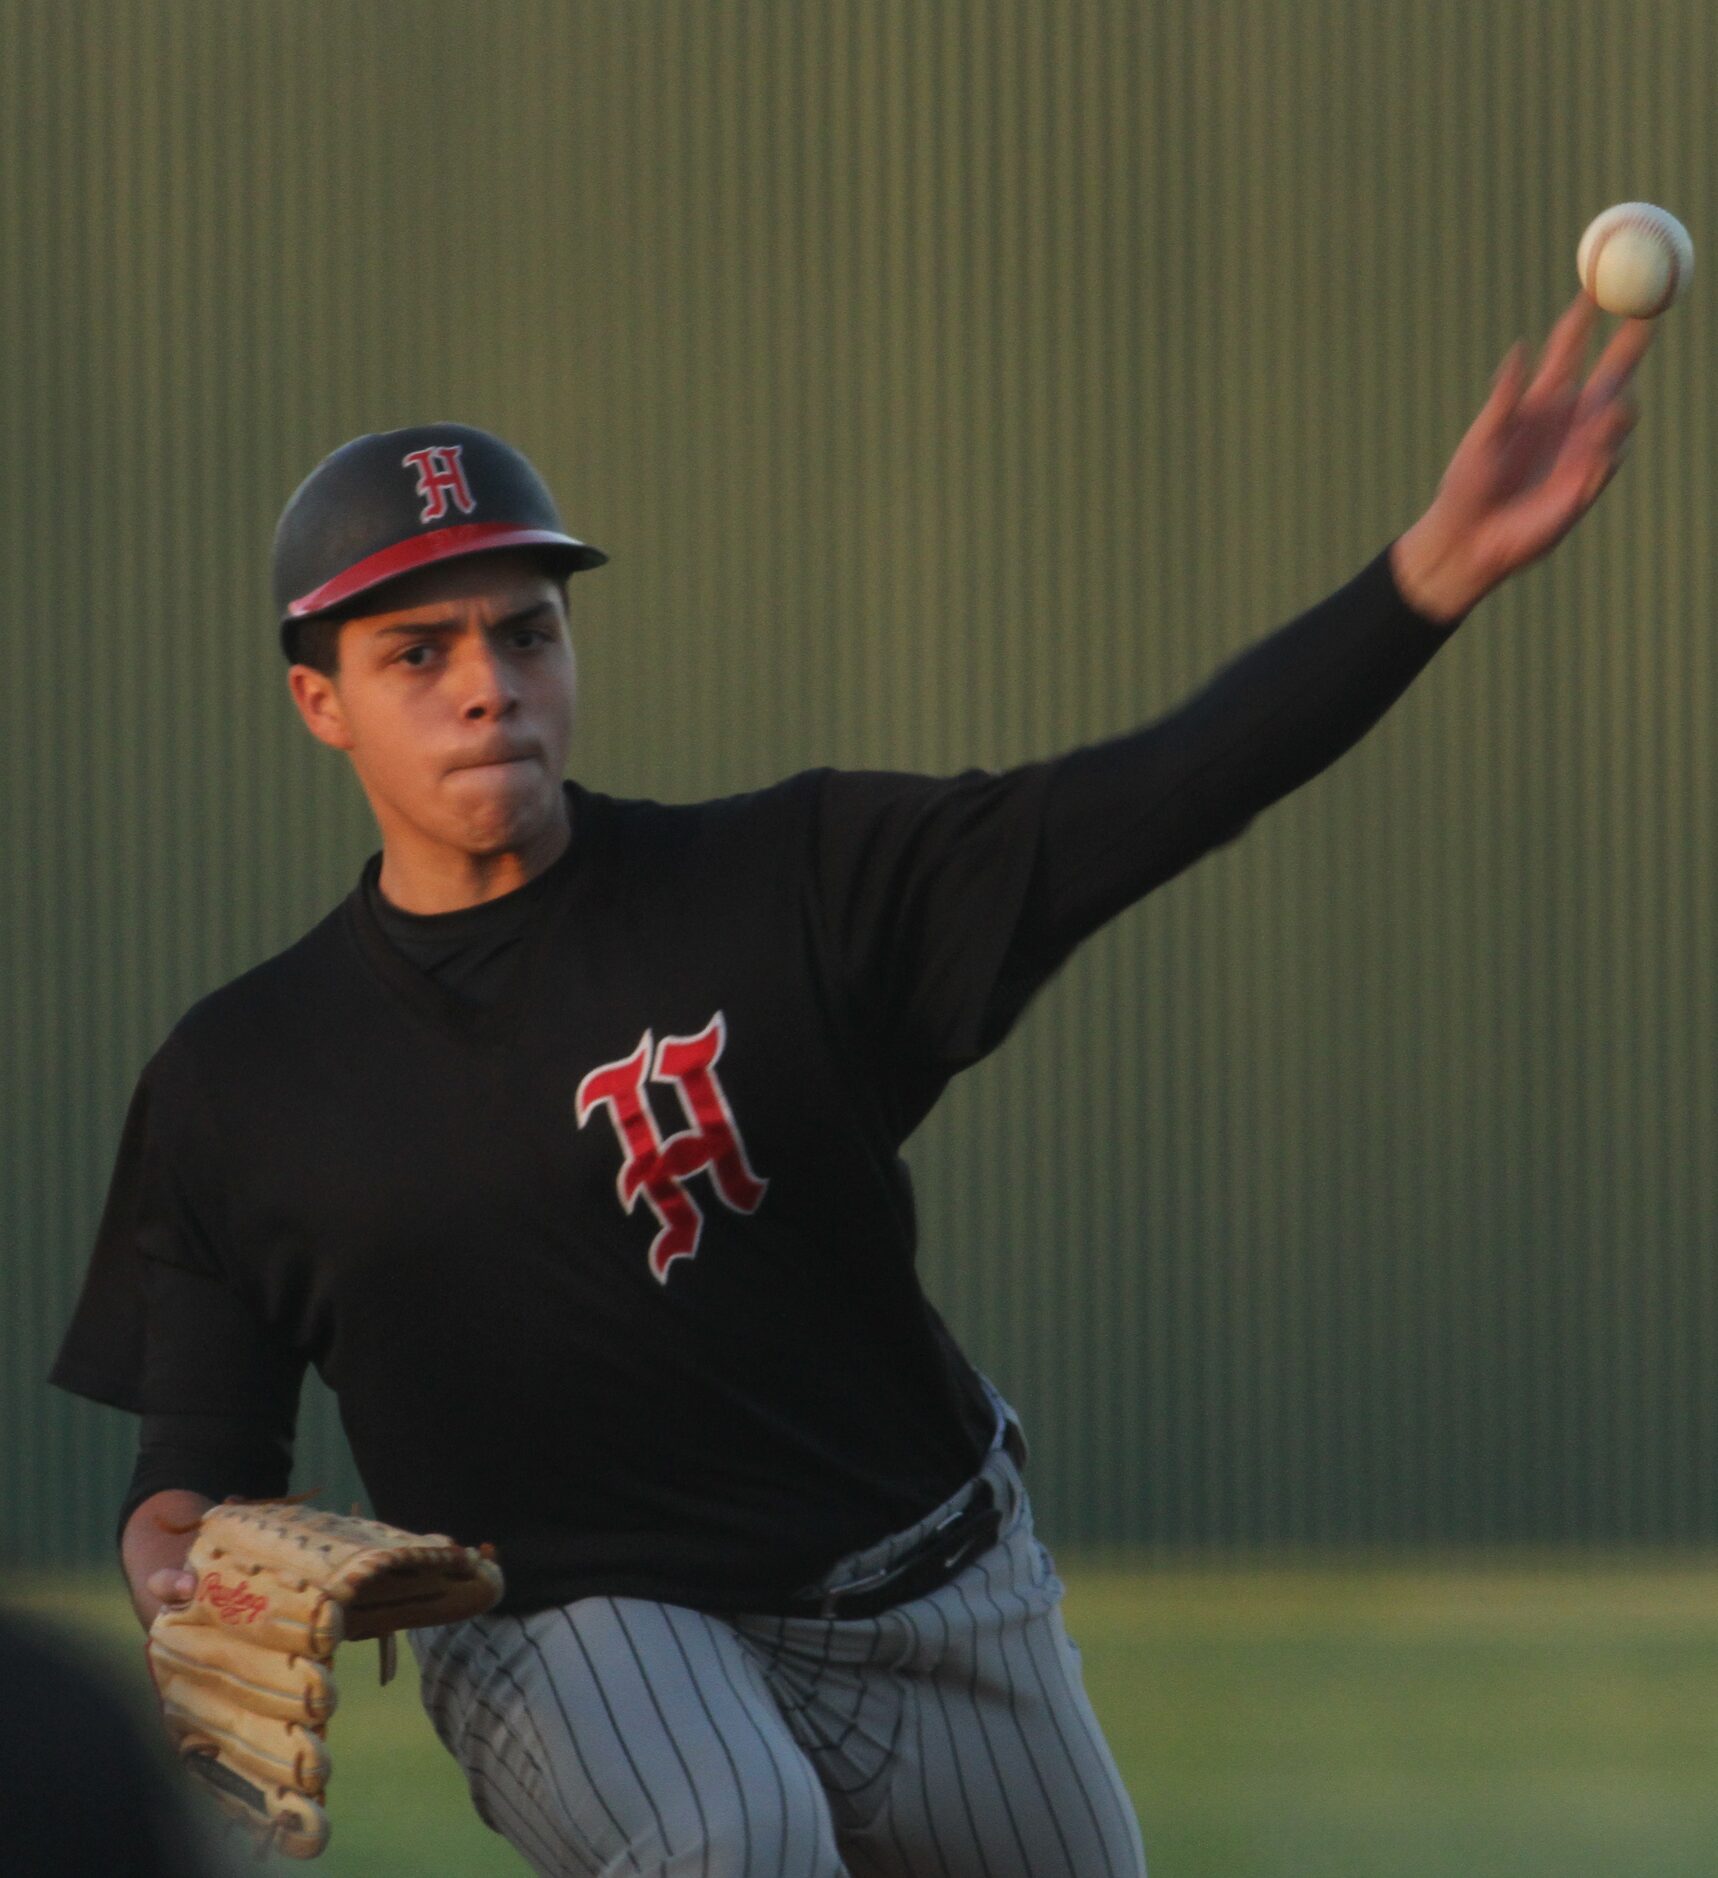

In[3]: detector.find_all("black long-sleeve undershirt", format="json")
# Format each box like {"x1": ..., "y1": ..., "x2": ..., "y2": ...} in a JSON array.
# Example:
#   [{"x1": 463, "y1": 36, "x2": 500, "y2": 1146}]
[
  {"x1": 117, "y1": 1412, "x2": 294, "y2": 1547},
  {"x1": 1026, "y1": 544, "x2": 1451, "y2": 964}
]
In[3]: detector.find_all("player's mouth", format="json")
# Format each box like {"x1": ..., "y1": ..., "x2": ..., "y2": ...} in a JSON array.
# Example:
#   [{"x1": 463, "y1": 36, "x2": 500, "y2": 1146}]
[{"x1": 450, "y1": 751, "x2": 538, "y2": 774}]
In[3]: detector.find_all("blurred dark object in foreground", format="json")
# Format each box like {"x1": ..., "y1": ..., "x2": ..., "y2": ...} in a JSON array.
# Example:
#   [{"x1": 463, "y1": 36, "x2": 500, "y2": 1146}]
[{"x1": 0, "y1": 1602, "x2": 223, "y2": 1876}]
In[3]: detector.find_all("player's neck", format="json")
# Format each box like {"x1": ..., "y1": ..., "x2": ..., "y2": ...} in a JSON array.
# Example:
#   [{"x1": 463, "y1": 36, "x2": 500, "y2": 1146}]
[{"x1": 375, "y1": 794, "x2": 572, "y2": 914}]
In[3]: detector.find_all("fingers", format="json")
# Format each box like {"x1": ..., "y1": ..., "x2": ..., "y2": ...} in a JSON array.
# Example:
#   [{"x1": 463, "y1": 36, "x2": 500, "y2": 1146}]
[
  {"x1": 1554, "y1": 396, "x2": 1639, "y2": 514},
  {"x1": 1584, "y1": 420, "x2": 1634, "y2": 502},
  {"x1": 1591, "y1": 397, "x2": 1639, "y2": 483},
  {"x1": 1573, "y1": 444, "x2": 1628, "y2": 513},
  {"x1": 1594, "y1": 395, "x2": 1639, "y2": 446},
  {"x1": 1579, "y1": 315, "x2": 1655, "y2": 410},
  {"x1": 1526, "y1": 292, "x2": 1597, "y2": 401},
  {"x1": 1486, "y1": 299, "x2": 1653, "y2": 460},
  {"x1": 146, "y1": 1568, "x2": 196, "y2": 1607},
  {"x1": 1476, "y1": 338, "x2": 1529, "y2": 435}
]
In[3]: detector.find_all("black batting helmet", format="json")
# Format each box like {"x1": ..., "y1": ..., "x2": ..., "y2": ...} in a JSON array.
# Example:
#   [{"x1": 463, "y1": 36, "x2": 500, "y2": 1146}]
[{"x1": 272, "y1": 423, "x2": 607, "y2": 658}]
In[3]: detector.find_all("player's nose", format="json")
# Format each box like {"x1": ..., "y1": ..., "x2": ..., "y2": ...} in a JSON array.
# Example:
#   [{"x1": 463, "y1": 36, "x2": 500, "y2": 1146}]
[{"x1": 455, "y1": 637, "x2": 520, "y2": 720}]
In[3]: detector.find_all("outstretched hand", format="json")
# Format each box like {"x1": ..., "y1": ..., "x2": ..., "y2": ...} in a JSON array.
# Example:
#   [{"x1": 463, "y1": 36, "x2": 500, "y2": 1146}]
[{"x1": 1390, "y1": 293, "x2": 1655, "y2": 623}]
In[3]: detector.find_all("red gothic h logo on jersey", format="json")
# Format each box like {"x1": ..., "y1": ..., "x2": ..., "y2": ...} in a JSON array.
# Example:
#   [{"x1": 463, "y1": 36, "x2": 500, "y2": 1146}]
[
  {"x1": 576, "y1": 1012, "x2": 767, "y2": 1283},
  {"x1": 401, "y1": 445, "x2": 477, "y2": 524}
]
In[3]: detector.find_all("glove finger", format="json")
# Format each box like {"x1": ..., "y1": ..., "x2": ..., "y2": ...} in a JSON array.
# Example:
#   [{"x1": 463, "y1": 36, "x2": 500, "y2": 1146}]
[
  {"x1": 182, "y1": 1752, "x2": 331, "y2": 1861},
  {"x1": 162, "y1": 1694, "x2": 331, "y2": 1799},
  {"x1": 345, "y1": 1555, "x2": 506, "y2": 1639},
  {"x1": 166, "y1": 1566, "x2": 342, "y2": 1656},
  {"x1": 150, "y1": 1626, "x2": 336, "y2": 1725}
]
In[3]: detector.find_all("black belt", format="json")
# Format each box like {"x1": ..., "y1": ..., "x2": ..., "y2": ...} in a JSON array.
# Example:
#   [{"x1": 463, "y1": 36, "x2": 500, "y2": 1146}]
[{"x1": 778, "y1": 1480, "x2": 1003, "y2": 1621}]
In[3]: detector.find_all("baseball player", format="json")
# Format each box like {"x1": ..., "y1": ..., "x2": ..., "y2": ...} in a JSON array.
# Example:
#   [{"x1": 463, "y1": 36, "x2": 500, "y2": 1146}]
[{"x1": 52, "y1": 293, "x2": 1648, "y2": 1877}]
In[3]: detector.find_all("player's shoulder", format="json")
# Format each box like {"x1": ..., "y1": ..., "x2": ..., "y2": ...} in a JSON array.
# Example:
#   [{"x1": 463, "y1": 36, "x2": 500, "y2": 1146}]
[
  {"x1": 594, "y1": 765, "x2": 1022, "y2": 865},
  {"x1": 592, "y1": 767, "x2": 829, "y2": 823},
  {"x1": 782, "y1": 761, "x2": 1022, "y2": 842},
  {"x1": 583, "y1": 768, "x2": 841, "y2": 857},
  {"x1": 614, "y1": 765, "x2": 987, "y2": 822},
  {"x1": 155, "y1": 902, "x2": 352, "y2": 1074},
  {"x1": 590, "y1": 763, "x2": 1004, "y2": 871}
]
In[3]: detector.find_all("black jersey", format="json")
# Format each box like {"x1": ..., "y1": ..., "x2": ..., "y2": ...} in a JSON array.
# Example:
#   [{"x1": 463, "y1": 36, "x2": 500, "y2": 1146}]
[{"x1": 51, "y1": 547, "x2": 1452, "y2": 1615}]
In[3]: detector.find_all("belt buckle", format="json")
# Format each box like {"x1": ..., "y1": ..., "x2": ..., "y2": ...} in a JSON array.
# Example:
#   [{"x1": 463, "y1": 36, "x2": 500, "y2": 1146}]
[{"x1": 816, "y1": 1560, "x2": 895, "y2": 1621}]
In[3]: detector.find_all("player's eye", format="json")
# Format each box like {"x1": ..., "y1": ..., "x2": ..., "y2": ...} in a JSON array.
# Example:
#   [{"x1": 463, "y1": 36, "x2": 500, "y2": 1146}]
[
  {"x1": 508, "y1": 626, "x2": 551, "y2": 650},
  {"x1": 397, "y1": 642, "x2": 438, "y2": 668}
]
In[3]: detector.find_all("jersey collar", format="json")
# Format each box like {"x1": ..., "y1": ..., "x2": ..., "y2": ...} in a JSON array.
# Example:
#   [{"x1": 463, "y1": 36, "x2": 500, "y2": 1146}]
[{"x1": 340, "y1": 779, "x2": 594, "y2": 1047}]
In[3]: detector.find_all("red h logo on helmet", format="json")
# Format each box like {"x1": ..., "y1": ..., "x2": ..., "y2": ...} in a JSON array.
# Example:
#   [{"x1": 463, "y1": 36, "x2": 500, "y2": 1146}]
[{"x1": 402, "y1": 445, "x2": 477, "y2": 524}]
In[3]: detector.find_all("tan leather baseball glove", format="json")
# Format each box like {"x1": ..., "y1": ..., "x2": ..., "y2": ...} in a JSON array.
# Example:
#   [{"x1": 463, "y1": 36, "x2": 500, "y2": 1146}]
[{"x1": 146, "y1": 1496, "x2": 504, "y2": 1859}]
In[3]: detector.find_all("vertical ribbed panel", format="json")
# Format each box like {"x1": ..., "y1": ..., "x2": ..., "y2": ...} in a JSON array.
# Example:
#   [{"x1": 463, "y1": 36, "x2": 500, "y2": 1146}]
[{"x1": 5, "y1": 1, "x2": 1716, "y2": 1568}]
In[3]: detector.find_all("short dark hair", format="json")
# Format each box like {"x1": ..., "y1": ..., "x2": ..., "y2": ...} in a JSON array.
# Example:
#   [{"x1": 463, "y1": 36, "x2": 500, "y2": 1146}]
[{"x1": 283, "y1": 611, "x2": 347, "y2": 676}]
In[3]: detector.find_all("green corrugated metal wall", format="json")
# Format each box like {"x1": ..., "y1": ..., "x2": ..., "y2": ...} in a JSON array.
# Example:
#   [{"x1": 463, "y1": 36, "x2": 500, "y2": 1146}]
[{"x1": 4, "y1": 0, "x2": 1715, "y2": 1570}]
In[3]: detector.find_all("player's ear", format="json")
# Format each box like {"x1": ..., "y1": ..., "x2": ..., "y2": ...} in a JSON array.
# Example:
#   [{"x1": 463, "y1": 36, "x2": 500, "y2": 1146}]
[{"x1": 286, "y1": 662, "x2": 356, "y2": 752}]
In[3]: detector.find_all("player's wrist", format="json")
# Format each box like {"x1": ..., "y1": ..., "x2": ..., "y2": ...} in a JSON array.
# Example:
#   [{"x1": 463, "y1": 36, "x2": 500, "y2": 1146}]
[{"x1": 1389, "y1": 510, "x2": 1493, "y2": 626}]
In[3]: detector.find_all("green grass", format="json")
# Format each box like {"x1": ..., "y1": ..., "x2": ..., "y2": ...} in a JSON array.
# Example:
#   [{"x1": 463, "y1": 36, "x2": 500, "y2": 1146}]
[
  {"x1": 13, "y1": 1560, "x2": 1718, "y2": 1876},
  {"x1": 1070, "y1": 1560, "x2": 1718, "y2": 1878}
]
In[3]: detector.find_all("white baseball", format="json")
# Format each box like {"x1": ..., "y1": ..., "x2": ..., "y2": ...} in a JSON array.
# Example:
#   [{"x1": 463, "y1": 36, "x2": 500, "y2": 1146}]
[{"x1": 1576, "y1": 203, "x2": 1694, "y2": 318}]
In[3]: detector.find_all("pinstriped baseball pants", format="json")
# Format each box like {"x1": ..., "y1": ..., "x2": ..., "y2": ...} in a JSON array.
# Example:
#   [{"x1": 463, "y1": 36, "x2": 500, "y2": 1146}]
[{"x1": 409, "y1": 1441, "x2": 1146, "y2": 1877}]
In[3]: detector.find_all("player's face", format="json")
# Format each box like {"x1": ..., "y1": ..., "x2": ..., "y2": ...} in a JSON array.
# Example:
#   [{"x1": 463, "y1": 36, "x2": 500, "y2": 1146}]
[{"x1": 288, "y1": 551, "x2": 577, "y2": 861}]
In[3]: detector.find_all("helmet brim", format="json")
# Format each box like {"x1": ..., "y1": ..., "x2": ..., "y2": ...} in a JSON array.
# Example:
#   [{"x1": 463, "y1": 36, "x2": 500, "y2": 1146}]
[{"x1": 282, "y1": 521, "x2": 607, "y2": 624}]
